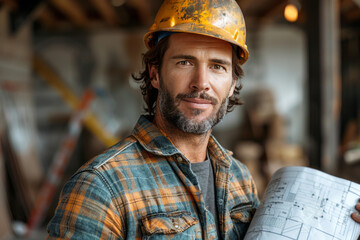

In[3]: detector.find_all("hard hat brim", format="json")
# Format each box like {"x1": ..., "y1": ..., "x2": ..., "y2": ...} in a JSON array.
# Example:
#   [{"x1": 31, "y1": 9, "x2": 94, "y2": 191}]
[{"x1": 144, "y1": 22, "x2": 249, "y2": 65}]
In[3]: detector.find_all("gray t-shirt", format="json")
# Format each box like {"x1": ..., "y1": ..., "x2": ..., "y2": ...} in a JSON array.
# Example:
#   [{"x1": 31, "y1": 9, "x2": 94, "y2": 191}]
[{"x1": 190, "y1": 154, "x2": 219, "y2": 235}]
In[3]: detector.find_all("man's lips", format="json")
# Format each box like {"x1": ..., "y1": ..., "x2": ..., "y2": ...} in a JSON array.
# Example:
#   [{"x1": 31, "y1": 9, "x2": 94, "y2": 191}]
[
  {"x1": 176, "y1": 91, "x2": 218, "y2": 108},
  {"x1": 183, "y1": 98, "x2": 212, "y2": 104},
  {"x1": 181, "y1": 98, "x2": 213, "y2": 110}
]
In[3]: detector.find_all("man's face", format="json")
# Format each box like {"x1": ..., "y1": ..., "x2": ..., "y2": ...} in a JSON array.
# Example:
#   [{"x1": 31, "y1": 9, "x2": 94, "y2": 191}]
[{"x1": 150, "y1": 33, "x2": 236, "y2": 134}]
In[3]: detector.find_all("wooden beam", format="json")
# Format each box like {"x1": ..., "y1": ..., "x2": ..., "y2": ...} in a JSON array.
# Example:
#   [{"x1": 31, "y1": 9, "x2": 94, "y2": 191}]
[
  {"x1": 341, "y1": 0, "x2": 356, "y2": 12},
  {"x1": 344, "y1": 7, "x2": 360, "y2": 22},
  {"x1": 3, "y1": 0, "x2": 18, "y2": 11},
  {"x1": 90, "y1": 0, "x2": 119, "y2": 26},
  {"x1": 35, "y1": 5, "x2": 60, "y2": 29},
  {"x1": 258, "y1": 0, "x2": 287, "y2": 18},
  {"x1": 51, "y1": 0, "x2": 89, "y2": 28},
  {"x1": 127, "y1": 0, "x2": 152, "y2": 25},
  {"x1": 237, "y1": 0, "x2": 253, "y2": 13},
  {"x1": 259, "y1": 0, "x2": 288, "y2": 24}
]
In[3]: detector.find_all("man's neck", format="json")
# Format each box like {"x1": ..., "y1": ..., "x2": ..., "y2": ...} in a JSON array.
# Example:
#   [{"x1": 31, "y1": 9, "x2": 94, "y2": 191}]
[{"x1": 153, "y1": 113, "x2": 210, "y2": 163}]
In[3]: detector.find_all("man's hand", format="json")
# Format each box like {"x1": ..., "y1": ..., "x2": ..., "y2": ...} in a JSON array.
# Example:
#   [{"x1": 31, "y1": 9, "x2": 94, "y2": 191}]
[{"x1": 351, "y1": 199, "x2": 360, "y2": 224}]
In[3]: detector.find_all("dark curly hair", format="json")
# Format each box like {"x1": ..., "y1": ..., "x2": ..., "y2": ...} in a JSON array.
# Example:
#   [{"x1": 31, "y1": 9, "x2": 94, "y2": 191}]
[{"x1": 132, "y1": 35, "x2": 244, "y2": 115}]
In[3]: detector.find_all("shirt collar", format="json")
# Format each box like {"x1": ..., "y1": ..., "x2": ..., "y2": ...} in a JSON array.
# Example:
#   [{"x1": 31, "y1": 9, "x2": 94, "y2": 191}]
[
  {"x1": 132, "y1": 115, "x2": 233, "y2": 167},
  {"x1": 132, "y1": 115, "x2": 181, "y2": 156},
  {"x1": 207, "y1": 135, "x2": 233, "y2": 168}
]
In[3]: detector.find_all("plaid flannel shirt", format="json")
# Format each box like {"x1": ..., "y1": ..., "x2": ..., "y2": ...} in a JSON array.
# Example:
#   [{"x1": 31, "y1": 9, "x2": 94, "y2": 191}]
[{"x1": 47, "y1": 115, "x2": 259, "y2": 239}]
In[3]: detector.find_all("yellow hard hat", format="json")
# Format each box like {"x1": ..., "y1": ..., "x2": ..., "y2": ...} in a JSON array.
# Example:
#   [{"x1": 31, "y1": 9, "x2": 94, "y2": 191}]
[{"x1": 144, "y1": 0, "x2": 249, "y2": 64}]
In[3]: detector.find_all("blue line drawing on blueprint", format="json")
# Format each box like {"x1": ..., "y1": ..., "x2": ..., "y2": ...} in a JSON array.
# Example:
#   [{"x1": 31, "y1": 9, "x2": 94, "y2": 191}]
[{"x1": 244, "y1": 166, "x2": 360, "y2": 240}]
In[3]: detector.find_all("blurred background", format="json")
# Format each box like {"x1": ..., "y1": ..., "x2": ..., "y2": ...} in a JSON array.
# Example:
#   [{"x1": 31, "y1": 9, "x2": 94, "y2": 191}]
[{"x1": 0, "y1": 0, "x2": 360, "y2": 238}]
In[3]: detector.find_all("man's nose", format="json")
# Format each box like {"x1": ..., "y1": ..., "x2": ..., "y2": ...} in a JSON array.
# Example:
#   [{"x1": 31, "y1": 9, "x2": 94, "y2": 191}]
[{"x1": 190, "y1": 65, "x2": 210, "y2": 92}]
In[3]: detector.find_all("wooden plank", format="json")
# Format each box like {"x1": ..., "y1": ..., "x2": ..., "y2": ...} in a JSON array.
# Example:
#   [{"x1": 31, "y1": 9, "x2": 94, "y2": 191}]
[
  {"x1": 259, "y1": 0, "x2": 288, "y2": 24},
  {"x1": 36, "y1": 5, "x2": 62, "y2": 29},
  {"x1": 244, "y1": 0, "x2": 276, "y2": 16},
  {"x1": 127, "y1": 0, "x2": 152, "y2": 25},
  {"x1": 341, "y1": 0, "x2": 356, "y2": 11},
  {"x1": 33, "y1": 56, "x2": 119, "y2": 147},
  {"x1": 2, "y1": 0, "x2": 17, "y2": 11},
  {"x1": 90, "y1": 0, "x2": 119, "y2": 26},
  {"x1": 237, "y1": 0, "x2": 253, "y2": 13},
  {"x1": 51, "y1": 0, "x2": 89, "y2": 27},
  {"x1": 344, "y1": 7, "x2": 360, "y2": 22},
  {"x1": 238, "y1": 0, "x2": 288, "y2": 24}
]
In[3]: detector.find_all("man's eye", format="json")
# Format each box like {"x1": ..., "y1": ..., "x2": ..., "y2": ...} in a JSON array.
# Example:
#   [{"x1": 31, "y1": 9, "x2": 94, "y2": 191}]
[
  {"x1": 178, "y1": 60, "x2": 191, "y2": 65},
  {"x1": 212, "y1": 64, "x2": 226, "y2": 71}
]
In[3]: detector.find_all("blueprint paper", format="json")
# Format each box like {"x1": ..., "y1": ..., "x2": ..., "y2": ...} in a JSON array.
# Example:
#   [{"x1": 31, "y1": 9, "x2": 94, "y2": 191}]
[{"x1": 244, "y1": 166, "x2": 360, "y2": 240}]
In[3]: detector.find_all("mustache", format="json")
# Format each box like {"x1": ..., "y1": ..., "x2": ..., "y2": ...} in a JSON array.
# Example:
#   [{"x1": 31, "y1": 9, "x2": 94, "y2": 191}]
[{"x1": 176, "y1": 91, "x2": 218, "y2": 105}]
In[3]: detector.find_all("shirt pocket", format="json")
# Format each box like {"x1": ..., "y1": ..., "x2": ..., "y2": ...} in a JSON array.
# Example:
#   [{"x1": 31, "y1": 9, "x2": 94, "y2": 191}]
[
  {"x1": 230, "y1": 203, "x2": 256, "y2": 239},
  {"x1": 141, "y1": 211, "x2": 199, "y2": 240}
]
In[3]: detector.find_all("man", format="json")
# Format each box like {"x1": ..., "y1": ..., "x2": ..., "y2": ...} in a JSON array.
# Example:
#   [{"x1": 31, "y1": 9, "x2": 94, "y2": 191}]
[{"x1": 47, "y1": 0, "x2": 360, "y2": 239}]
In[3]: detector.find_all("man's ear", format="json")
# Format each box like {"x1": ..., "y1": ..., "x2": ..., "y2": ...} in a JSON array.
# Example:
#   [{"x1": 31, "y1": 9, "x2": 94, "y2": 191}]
[
  {"x1": 149, "y1": 64, "x2": 160, "y2": 89},
  {"x1": 228, "y1": 79, "x2": 237, "y2": 97}
]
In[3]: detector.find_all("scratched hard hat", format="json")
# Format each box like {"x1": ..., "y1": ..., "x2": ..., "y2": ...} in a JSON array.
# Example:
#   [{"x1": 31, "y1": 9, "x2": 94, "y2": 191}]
[{"x1": 144, "y1": 0, "x2": 249, "y2": 64}]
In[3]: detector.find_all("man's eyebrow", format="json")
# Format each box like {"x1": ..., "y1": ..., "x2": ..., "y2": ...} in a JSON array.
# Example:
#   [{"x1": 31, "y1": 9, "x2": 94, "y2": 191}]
[
  {"x1": 171, "y1": 55, "x2": 231, "y2": 66},
  {"x1": 210, "y1": 58, "x2": 231, "y2": 66},
  {"x1": 171, "y1": 55, "x2": 196, "y2": 60}
]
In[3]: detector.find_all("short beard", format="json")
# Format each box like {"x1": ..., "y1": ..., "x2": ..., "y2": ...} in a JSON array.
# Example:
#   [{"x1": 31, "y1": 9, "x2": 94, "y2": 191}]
[{"x1": 158, "y1": 78, "x2": 229, "y2": 135}]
